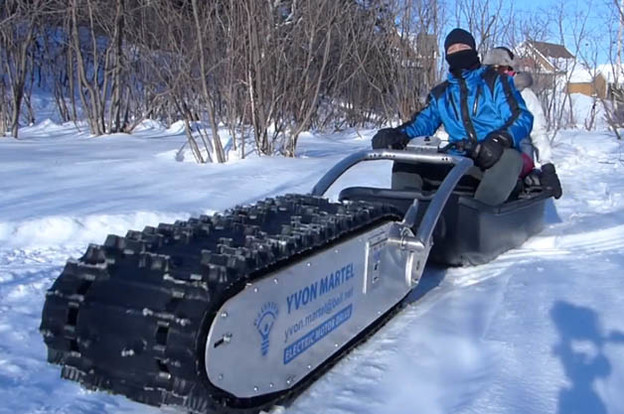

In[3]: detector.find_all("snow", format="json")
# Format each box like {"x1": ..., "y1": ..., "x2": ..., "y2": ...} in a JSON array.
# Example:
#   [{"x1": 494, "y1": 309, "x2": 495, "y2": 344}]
[
  {"x1": 568, "y1": 93, "x2": 607, "y2": 130},
  {"x1": 2, "y1": 120, "x2": 624, "y2": 414},
  {"x1": 598, "y1": 63, "x2": 624, "y2": 85},
  {"x1": 568, "y1": 67, "x2": 596, "y2": 84}
]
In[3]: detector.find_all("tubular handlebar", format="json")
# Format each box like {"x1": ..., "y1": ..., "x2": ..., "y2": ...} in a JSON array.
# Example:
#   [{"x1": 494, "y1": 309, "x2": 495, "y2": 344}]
[
  {"x1": 310, "y1": 149, "x2": 474, "y2": 247},
  {"x1": 310, "y1": 149, "x2": 467, "y2": 197}
]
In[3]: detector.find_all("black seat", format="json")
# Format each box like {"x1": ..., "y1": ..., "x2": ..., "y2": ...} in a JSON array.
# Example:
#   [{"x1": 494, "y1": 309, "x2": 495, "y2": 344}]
[
  {"x1": 339, "y1": 186, "x2": 477, "y2": 215},
  {"x1": 338, "y1": 187, "x2": 433, "y2": 215}
]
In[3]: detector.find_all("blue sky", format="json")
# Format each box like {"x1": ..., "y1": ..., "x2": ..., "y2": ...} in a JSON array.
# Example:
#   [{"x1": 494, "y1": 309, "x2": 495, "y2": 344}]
[{"x1": 442, "y1": 0, "x2": 615, "y2": 65}]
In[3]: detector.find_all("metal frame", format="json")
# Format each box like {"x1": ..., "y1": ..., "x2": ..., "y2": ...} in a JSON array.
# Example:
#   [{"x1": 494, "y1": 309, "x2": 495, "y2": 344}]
[
  {"x1": 205, "y1": 149, "x2": 474, "y2": 398},
  {"x1": 205, "y1": 223, "x2": 416, "y2": 398}
]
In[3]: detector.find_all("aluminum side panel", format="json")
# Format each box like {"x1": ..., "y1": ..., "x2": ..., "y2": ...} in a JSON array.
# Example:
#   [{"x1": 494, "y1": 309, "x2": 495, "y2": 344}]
[{"x1": 205, "y1": 223, "x2": 416, "y2": 398}]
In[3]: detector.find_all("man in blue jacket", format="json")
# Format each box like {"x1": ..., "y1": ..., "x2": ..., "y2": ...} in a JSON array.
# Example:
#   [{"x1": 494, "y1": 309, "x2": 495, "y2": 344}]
[{"x1": 372, "y1": 28, "x2": 533, "y2": 206}]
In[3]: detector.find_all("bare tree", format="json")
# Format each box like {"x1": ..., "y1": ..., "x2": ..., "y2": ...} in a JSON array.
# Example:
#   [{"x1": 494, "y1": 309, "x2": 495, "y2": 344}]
[
  {"x1": 591, "y1": 0, "x2": 624, "y2": 139},
  {"x1": 549, "y1": 0, "x2": 592, "y2": 136},
  {"x1": 0, "y1": 0, "x2": 44, "y2": 138},
  {"x1": 0, "y1": 0, "x2": 445, "y2": 157},
  {"x1": 452, "y1": 0, "x2": 513, "y2": 52}
]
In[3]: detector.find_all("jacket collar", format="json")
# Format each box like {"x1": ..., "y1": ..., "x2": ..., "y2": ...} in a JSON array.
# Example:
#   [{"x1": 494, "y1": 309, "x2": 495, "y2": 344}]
[{"x1": 447, "y1": 65, "x2": 486, "y2": 84}]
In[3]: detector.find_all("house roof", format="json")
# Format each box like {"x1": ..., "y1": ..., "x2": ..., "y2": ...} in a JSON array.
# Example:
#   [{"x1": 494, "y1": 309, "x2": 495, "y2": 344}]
[{"x1": 527, "y1": 40, "x2": 575, "y2": 59}]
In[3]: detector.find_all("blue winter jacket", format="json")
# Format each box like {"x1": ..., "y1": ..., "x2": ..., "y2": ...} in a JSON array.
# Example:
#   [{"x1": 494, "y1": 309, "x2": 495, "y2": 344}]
[{"x1": 400, "y1": 66, "x2": 533, "y2": 151}]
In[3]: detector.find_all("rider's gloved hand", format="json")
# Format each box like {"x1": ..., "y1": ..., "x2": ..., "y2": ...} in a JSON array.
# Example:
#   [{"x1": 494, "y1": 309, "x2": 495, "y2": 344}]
[
  {"x1": 371, "y1": 128, "x2": 410, "y2": 150},
  {"x1": 540, "y1": 163, "x2": 563, "y2": 199},
  {"x1": 473, "y1": 130, "x2": 513, "y2": 169}
]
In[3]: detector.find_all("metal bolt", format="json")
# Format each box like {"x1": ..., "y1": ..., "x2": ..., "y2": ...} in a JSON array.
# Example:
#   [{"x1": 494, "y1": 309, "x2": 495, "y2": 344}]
[
  {"x1": 223, "y1": 333, "x2": 232, "y2": 343},
  {"x1": 269, "y1": 383, "x2": 274, "y2": 388},
  {"x1": 254, "y1": 287, "x2": 259, "y2": 293},
  {"x1": 307, "y1": 364, "x2": 312, "y2": 370},
  {"x1": 273, "y1": 278, "x2": 278, "y2": 284},
  {"x1": 218, "y1": 374, "x2": 224, "y2": 380},
  {"x1": 306, "y1": 262, "x2": 311, "y2": 267},
  {"x1": 334, "y1": 343, "x2": 339, "y2": 348},
  {"x1": 253, "y1": 386, "x2": 259, "y2": 392},
  {"x1": 220, "y1": 311, "x2": 228, "y2": 318}
]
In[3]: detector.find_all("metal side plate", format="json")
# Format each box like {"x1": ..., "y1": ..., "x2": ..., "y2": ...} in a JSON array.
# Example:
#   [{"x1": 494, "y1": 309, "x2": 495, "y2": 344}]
[{"x1": 205, "y1": 222, "x2": 426, "y2": 398}]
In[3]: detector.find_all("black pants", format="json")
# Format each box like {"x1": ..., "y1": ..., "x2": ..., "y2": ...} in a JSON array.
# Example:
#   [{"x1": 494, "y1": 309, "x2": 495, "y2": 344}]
[{"x1": 391, "y1": 149, "x2": 523, "y2": 206}]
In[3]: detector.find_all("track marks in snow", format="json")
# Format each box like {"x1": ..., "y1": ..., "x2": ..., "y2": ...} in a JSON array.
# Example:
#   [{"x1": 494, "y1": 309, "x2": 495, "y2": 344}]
[
  {"x1": 555, "y1": 224, "x2": 624, "y2": 254},
  {"x1": 452, "y1": 216, "x2": 624, "y2": 291}
]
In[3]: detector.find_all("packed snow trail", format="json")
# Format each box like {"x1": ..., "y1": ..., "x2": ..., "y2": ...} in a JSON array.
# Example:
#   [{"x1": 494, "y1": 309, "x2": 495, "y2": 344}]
[{"x1": 1, "y1": 122, "x2": 624, "y2": 414}]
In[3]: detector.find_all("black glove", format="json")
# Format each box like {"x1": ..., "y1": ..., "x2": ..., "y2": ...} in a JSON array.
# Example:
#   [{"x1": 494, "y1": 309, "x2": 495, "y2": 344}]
[
  {"x1": 541, "y1": 163, "x2": 562, "y2": 199},
  {"x1": 473, "y1": 131, "x2": 513, "y2": 169},
  {"x1": 371, "y1": 128, "x2": 410, "y2": 150}
]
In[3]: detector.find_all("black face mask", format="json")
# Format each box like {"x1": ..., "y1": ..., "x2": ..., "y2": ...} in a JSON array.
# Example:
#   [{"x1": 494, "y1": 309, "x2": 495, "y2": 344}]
[{"x1": 445, "y1": 49, "x2": 480, "y2": 73}]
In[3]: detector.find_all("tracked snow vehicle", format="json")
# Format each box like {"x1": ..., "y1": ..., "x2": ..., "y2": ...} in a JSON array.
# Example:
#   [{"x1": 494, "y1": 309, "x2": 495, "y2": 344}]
[{"x1": 40, "y1": 142, "x2": 551, "y2": 413}]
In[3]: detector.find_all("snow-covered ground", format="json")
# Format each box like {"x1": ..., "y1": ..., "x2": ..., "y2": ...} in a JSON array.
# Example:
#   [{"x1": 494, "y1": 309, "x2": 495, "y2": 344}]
[{"x1": 1, "y1": 121, "x2": 624, "y2": 414}]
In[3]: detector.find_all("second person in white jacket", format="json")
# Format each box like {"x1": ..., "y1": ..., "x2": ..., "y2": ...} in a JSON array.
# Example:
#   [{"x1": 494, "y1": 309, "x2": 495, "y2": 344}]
[
  {"x1": 513, "y1": 71, "x2": 552, "y2": 166},
  {"x1": 483, "y1": 46, "x2": 562, "y2": 199}
]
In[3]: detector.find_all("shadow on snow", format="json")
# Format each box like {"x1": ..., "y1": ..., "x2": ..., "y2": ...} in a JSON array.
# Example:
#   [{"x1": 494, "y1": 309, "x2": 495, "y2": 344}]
[{"x1": 551, "y1": 301, "x2": 624, "y2": 414}]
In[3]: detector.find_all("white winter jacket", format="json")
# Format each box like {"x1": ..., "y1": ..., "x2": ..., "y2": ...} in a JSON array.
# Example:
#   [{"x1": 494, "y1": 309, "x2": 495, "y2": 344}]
[{"x1": 515, "y1": 73, "x2": 552, "y2": 165}]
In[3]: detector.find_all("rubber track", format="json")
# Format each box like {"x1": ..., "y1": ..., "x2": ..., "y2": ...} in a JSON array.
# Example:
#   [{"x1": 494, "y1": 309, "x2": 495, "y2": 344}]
[{"x1": 40, "y1": 194, "x2": 402, "y2": 413}]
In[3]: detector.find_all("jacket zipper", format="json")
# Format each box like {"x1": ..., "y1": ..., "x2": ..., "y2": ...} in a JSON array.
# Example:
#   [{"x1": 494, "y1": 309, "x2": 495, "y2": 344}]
[
  {"x1": 458, "y1": 77, "x2": 478, "y2": 144},
  {"x1": 449, "y1": 93, "x2": 460, "y2": 120},
  {"x1": 473, "y1": 85, "x2": 480, "y2": 116}
]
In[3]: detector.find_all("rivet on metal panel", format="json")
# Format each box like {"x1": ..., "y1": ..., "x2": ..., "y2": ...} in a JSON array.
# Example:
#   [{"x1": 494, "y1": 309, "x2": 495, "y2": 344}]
[
  {"x1": 286, "y1": 376, "x2": 294, "y2": 385},
  {"x1": 218, "y1": 374, "x2": 224, "y2": 380},
  {"x1": 307, "y1": 364, "x2": 312, "y2": 370},
  {"x1": 273, "y1": 278, "x2": 279, "y2": 284},
  {"x1": 253, "y1": 386, "x2": 259, "y2": 392},
  {"x1": 253, "y1": 287, "x2": 259, "y2": 293},
  {"x1": 269, "y1": 383, "x2": 274, "y2": 388},
  {"x1": 220, "y1": 311, "x2": 228, "y2": 318},
  {"x1": 306, "y1": 262, "x2": 311, "y2": 267}
]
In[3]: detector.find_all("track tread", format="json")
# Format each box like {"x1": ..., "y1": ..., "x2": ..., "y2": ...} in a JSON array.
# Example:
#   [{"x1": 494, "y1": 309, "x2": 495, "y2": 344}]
[{"x1": 40, "y1": 195, "x2": 401, "y2": 413}]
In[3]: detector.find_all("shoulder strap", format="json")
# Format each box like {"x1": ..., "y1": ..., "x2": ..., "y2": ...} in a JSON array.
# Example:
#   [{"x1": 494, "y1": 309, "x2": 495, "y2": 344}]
[
  {"x1": 499, "y1": 74, "x2": 522, "y2": 130},
  {"x1": 429, "y1": 81, "x2": 449, "y2": 102},
  {"x1": 481, "y1": 66, "x2": 499, "y2": 96},
  {"x1": 481, "y1": 67, "x2": 523, "y2": 132}
]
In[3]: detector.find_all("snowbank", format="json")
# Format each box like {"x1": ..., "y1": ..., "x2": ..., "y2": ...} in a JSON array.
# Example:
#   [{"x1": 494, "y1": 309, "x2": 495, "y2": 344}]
[{"x1": 0, "y1": 212, "x2": 187, "y2": 250}]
